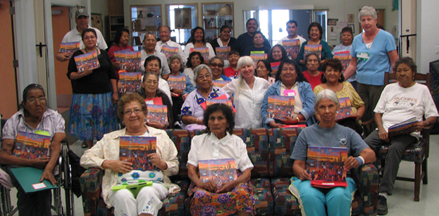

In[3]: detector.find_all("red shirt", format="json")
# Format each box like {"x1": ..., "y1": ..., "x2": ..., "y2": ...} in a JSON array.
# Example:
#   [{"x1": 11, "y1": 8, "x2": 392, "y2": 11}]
[
  {"x1": 303, "y1": 71, "x2": 323, "y2": 90},
  {"x1": 224, "y1": 67, "x2": 239, "y2": 78},
  {"x1": 107, "y1": 44, "x2": 134, "y2": 79}
]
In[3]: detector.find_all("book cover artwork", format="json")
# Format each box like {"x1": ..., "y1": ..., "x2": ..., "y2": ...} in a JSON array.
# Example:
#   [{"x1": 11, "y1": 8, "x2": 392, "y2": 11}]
[
  {"x1": 191, "y1": 47, "x2": 210, "y2": 62},
  {"x1": 282, "y1": 39, "x2": 300, "y2": 59},
  {"x1": 119, "y1": 72, "x2": 142, "y2": 93},
  {"x1": 270, "y1": 62, "x2": 281, "y2": 77},
  {"x1": 250, "y1": 51, "x2": 267, "y2": 64},
  {"x1": 266, "y1": 95, "x2": 295, "y2": 120},
  {"x1": 119, "y1": 136, "x2": 157, "y2": 171},
  {"x1": 114, "y1": 50, "x2": 141, "y2": 71},
  {"x1": 388, "y1": 117, "x2": 418, "y2": 137},
  {"x1": 304, "y1": 44, "x2": 322, "y2": 59},
  {"x1": 59, "y1": 41, "x2": 80, "y2": 59},
  {"x1": 335, "y1": 97, "x2": 356, "y2": 120},
  {"x1": 215, "y1": 46, "x2": 231, "y2": 61},
  {"x1": 307, "y1": 146, "x2": 348, "y2": 188},
  {"x1": 146, "y1": 104, "x2": 168, "y2": 126},
  {"x1": 74, "y1": 51, "x2": 100, "y2": 73},
  {"x1": 168, "y1": 75, "x2": 187, "y2": 91},
  {"x1": 198, "y1": 158, "x2": 237, "y2": 187},
  {"x1": 13, "y1": 131, "x2": 51, "y2": 159},
  {"x1": 205, "y1": 99, "x2": 234, "y2": 111},
  {"x1": 160, "y1": 45, "x2": 179, "y2": 58},
  {"x1": 212, "y1": 80, "x2": 231, "y2": 88},
  {"x1": 333, "y1": 51, "x2": 351, "y2": 72}
]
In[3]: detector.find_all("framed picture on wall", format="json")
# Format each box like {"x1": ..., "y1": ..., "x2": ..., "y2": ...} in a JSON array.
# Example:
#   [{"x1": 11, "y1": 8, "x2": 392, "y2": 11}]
[
  {"x1": 347, "y1": 24, "x2": 355, "y2": 33},
  {"x1": 91, "y1": 13, "x2": 103, "y2": 34}
]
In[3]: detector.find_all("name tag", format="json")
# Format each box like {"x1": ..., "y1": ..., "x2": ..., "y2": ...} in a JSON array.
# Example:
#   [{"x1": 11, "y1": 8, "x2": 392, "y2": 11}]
[{"x1": 357, "y1": 52, "x2": 370, "y2": 61}]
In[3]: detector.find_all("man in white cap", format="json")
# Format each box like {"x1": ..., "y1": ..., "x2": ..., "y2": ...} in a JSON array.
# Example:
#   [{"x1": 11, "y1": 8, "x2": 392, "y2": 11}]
[{"x1": 55, "y1": 8, "x2": 107, "y2": 61}]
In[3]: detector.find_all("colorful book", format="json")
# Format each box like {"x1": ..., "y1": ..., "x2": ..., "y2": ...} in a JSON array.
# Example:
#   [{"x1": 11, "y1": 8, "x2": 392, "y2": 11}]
[
  {"x1": 307, "y1": 146, "x2": 349, "y2": 188},
  {"x1": 144, "y1": 97, "x2": 163, "y2": 105},
  {"x1": 146, "y1": 104, "x2": 168, "y2": 126},
  {"x1": 119, "y1": 72, "x2": 142, "y2": 94},
  {"x1": 215, "y1": 46, "x2": 231, "y2": 61},
  {"x1": 212, "y1": 80, "x2": 231, "y2": 88},
  {"x1": 119, "y1": 136, "x2": 157, "y2": 171},
  {"x1": 191, "y1": 47, "x2": 209, "y2": 62},
  {"x1": 266, "y1": 95, "x2": 295, "y2": 120},
  {"x1": 270, "y1": 62, "x2": 281, "y2": 77},
  {"x1": 334, "y1": 51, "x2": 351, "y2": 72},
  {"x1": 13, "y1": 131, "x2": 51, "y2": 159},
  {"x1": 74, "y1": 51, "x2": 100, "y2": 73},
  {"x1": 335, "y1": 97, "x2": 356, "y2": 121},
  {"x1": 59, "y1": 41, "x2": 80, "y2": 59},
  {"x1": 11, "y1": 167, "x2": 57, "y2": 193},
  {"x1": 168, "y1": 75, "x2": 187, "y2": 91},
  {"x1": 282, "y1": 39, "x2": 300, "y2": 59},
  {"x1": 304, "y1": 44, "x2": 322, "y2": 59},
  {"x1": 250, "y1": 51, "x2": 267, "y2": 64},
  {"x1": 115, "y1": 50, "x2": 141, "y2": 70},
  {"x1": 198, "y1": 158, "x2": 237, "y2": 187},
  {"x1": 204, "y1": 99, "x2": 236, "y2": 113},
  {"x1": 160, "y1": 45, "x2": 179, "y2": 58},
  {"x1": 388, "y1": 117, "x2": 418, "y2": 137}
]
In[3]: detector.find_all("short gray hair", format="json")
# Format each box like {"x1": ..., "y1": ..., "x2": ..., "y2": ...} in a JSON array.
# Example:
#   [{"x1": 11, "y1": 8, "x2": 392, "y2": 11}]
[
  {"x1": 358, "y1": 6, "x2": 377, "y2": 20},
  {"x1": 315, "y1": 89, "x2": 339, "y2": 107},
  {"x1": 193, "y1": 64, "x2": 212, "y2": 79},
  {"x1": 237, "y1": 56, "x2": 255, "y2": 71}
]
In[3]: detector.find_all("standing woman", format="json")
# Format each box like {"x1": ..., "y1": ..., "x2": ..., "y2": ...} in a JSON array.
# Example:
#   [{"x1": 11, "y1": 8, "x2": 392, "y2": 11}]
[
  {"x1": 256, "y1": 60, "x2": 275, "y2": 86},
  {"x1": 210, "y1": 25, "x2": 237, "y2": 54},
  {"x1": 67, "y1": 28, "x2": 119, "y2": 148},
  {"x1": 183, "y1": 27, "x2": 216, "y2": 63},
  {"x1": 223, "y1": 56, "x2": 268, "y2": 128},
  {"x1": 107, "y1": 28, "x2": 134, "y2": 74},
  {"x1": 344, "y1": 6, "x2": 398, "y2": 124},
  {"x1": 297, "y1": 22, "x2": 333, "y2": 70}
]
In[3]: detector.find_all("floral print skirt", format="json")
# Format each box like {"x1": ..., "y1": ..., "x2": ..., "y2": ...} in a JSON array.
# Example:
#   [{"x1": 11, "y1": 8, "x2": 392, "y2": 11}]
[{"x1": 188, "y1": 181, "x2": 255, "y2": 216}]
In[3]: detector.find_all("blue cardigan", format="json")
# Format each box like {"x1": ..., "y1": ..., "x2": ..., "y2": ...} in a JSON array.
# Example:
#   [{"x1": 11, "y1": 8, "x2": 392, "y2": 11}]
[{"x1": 261, "y1": 80, "x2": 316, "y2": 127}]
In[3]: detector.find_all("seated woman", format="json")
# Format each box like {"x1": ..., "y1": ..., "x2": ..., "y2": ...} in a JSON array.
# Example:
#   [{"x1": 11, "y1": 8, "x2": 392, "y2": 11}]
[
  {"x1": 209, "y1": 56, "x2": 232, "y2": 81},
  {"x1": 80, "y1": 93, "x2": 180, "y2": 216},
  {"x1": 290, "y1": 89, "x2": 376, "y2": 216},
  {"x1": 314, "y1": 58, "x2": 365, "y2": 134},
  {"x1": 267, "y1": 45, "x2": 289, "y2": 77},
  {"x1": 144, "y1": 56, "x2": 172, "y2": 103},
  {"x1": 243, "y1": 31, "x2": 271, "y2": 56},
  {"x1": 138, "y1": 72, "x2": 174, "y2": 129},
  {"x1": 0, "y1": 84, "x2": 66, "y2": 215},
  {"x1": 364, "y1": 57, "x2": 438, "y2": 215},
  {"x1": 302, "y1": 52, "x2": 323, "y2": 90},
  {"x1": 256, "y1": 60, "x2": 275, "y2": 86},
  {"x1": 181, "y1": 64, "x2": 229, "y2": 130},
  {"x1": 184, "y1": 51, "x2": 203, "y2": 86},
  {"x1": 187, "y1": 103, "x2": 254, "y2": 216},
  {"x1": 261, "y1": 59, "x2": 316, "y2": 128},
  {"x1": 223, "y1": 50, "x2": 240, "y2": 78}
]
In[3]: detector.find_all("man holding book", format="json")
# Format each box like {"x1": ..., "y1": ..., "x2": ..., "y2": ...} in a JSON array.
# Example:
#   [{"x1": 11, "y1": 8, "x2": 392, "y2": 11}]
[
  {"x1": 155, "y1": 26, "x2": 186, "y2": 64},
  {"x1": 277, "y1": 20, "x2": 307, "y2": 60}
]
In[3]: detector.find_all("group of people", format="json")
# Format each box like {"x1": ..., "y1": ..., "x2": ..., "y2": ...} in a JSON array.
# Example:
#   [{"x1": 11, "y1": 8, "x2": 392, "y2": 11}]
[{"x1": 1, "y1": 5, "x2": 437, "y2": 216}]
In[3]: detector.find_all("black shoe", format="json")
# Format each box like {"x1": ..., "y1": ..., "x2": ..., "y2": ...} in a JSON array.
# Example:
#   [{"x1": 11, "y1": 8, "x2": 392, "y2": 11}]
[{"x1": 377, "y1": 195, "x2": 388, "y2": 215}]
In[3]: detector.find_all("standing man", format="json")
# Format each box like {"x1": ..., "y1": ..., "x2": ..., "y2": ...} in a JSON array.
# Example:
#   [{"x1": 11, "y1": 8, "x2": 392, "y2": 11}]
[
  {"x1": 232, "y1": 18, "x2": 271, "y2": 56},
  {"x1": 56, "y1": 8, "x2": 107, "y2": 62},
  {"x1": 155, "y1": 26, "x2": 185, "y2": 64},
  {"x1": 141, "y1": 33, "x2": 171, "y2": 79},
  {"x1": 277, "y1": 20, "x2": 307, "y2": 60}
]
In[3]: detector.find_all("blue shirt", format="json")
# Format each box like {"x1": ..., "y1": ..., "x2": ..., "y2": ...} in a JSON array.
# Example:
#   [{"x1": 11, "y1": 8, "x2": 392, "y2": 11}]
[{"x1": 351, "y1": 30, "x2": 396, "y2": 86}]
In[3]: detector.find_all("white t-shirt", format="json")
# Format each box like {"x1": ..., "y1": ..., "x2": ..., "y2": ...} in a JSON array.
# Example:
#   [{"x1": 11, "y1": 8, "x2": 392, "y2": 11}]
[
  {"x1": 375, "y1": 83, "x2": 438, "y2": 136},
  {"x1": 183, "y1": 43, "x2": 216, "y2": 63},
  {"x1": 61, "y1": 26, "x2": 107, "y2": 50},
  {"x1": 223, "y1": 77, "x2": 268, "y2": 128},
  {"x1": 140, "y1": 50, "x2": 171, "y2": 76},
  {"x1": 155, "y1": 40, "x2": 186, "y2": 64},
  {"x1": 188, "y1": 133, "x2": 254, "y2": 172}
]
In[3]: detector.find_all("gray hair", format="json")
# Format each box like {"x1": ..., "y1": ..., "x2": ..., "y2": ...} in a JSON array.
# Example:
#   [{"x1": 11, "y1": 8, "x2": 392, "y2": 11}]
[
  {"x1": 237, "y1": 56, "x2": 255, "y2": 71},
  {"x1": 168, "y1": 55, "x2": 184, "y2": 72},
  {"x1": 315, "y1": 89, "x2": 339, "y2": 107},
  {"x1": 193, "y1": 64, "x2": 212, "y2": 79},
  {"x1": 209, "y1": 56, "x2": 224, "y2": 66},
  {"x1": 304, "y1": 52, "x2": 321, "y2": 65},
  {"x1": 358, "y1": 6, "x2": 377, "y2": 20}
]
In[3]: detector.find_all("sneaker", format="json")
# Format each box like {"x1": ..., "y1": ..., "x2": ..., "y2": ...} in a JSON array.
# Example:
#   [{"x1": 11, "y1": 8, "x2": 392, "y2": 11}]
[{"x1": 377, "y1": 195, "x2": 388, "y2": 215}]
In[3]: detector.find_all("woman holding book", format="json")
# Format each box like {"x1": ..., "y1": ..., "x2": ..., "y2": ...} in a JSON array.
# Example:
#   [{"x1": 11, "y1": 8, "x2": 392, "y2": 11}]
[
  {"x1": 80, "y1": 93, "x2": 180, "y2": 216},
  {"x1": 67, "y1": 28, "x2": 119, "y2": 148},
  {"x1": 290, "y1": 89, "x2": 375, "y2": 216},
  {"x1": 138, "y1": 72, "x2": 174, "y2": 129},
  {"x1": 183, "y1": 27, "x2": 216, "y2": 64},
  {"x1": 187, "y1": 103, "x2": 254, "y2": 216},
  {"x1": 223, "y1": 56, "x2": 268, "y2": 128},
  {"x1": 314, "y1": 58, "x2": 364, "y2": 134},
  {"x1": 0, "y1": 84, "x2": 66, "y2": 215},
  {"x1": 107, "y1": 28, "x2": 134, "y2": 74},
  {"x1": 261, "y1": 59, "x2": 316, "y2": 128},
  {"x1": 267, "y1": 45, "x2": 289, "y2": 77},
  {"x1": 256, "y1": 60, "x2": 275, "y2": 86},
  {"x1": 364, "y1": 57, "x2": 438, "y2": 214},
  {"x1": 180, "y1": 64, "x2": 229, "y2": 130},
  {"x1": 184, "y1": 51, "x2": 204, "y2": 86},
  {"x1": 210, "y1": 25, "x2": 236, "y2": 55}
]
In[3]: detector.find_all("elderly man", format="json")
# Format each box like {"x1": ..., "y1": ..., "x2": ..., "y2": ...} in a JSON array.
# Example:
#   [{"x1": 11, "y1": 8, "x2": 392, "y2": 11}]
[
  {"x1": 155, "y1": 26, "x2": 186, "y2": 64},
  {"x1": 55, "y1": 8, "x2": 107, "y2": 62},
  {"x1": 141, "y1": 33, "x2": 171, "y2": 79},
  {"x1": 232, "y1": 18, "x2": 271, "y2": 56},
  {"x1": 277, "y1": 20, "x2": 307, "y2": 60}
]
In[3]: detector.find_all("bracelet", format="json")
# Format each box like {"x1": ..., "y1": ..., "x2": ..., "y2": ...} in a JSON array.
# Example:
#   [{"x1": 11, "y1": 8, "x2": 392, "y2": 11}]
[
  {"x1": 356, "y1": 156, "x2": 365, "y2": 166},
  {"x1": 295, "y1": 116, "x2": 300, "y2": 122}
]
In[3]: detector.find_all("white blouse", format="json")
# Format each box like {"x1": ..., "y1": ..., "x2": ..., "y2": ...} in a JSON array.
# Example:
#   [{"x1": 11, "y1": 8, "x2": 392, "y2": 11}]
[
  {"x1": 183, "y1": 43, "x2": 216, "y2": 63},
  {"x1": 223, "y1": 77, "x2": 268, "y2": 128}
]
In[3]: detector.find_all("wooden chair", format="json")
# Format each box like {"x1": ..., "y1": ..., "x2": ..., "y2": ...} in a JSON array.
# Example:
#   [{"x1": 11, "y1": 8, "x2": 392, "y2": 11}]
[{"x1": 379, "y1": 72, "x2": 432, "y2": 201}]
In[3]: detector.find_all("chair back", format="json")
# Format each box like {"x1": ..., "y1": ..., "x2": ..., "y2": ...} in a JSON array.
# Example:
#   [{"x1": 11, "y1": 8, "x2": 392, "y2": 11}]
[{"x1": 384, "y1": 72, "x2": 432, "y2": 90}]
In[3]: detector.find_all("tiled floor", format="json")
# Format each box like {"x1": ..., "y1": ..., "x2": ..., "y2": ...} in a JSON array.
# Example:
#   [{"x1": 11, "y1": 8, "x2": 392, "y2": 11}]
[{"x1": 7, "y1": 135, "x2": 439, "y2": 215}]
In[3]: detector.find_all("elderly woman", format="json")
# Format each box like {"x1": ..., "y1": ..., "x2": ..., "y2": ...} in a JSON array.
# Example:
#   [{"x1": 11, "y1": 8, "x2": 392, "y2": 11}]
[
  {"x1": 223, "y1": 56, "x2": 268, "y2": 128},
  {"x1": 224, "y1": 50, "x2": 240, "y2": 78},
  {"x1": 67, "y1": 28, "x2": 119, "y2": 148},
  {"x1": 144, "y1": 56, "x2": 172, "y2": 103},
  {"x1": 181, "y1": 64, "x2": 229, "y2": 130},
  {"x1": 364, "y1": 57, "x2": 438, "y2": 215},
  {"x1": 302, "y1": 52, "x2": 323, "y2": 90},
  {"x1": 0, "y1": 84, "x2": 66, "y2": 215},
  {"x1": 187, "y1": 103, "x2": 254, "y2": 216},
  {"x1": 314, "y1": 58, "x2": 365, "y2": 134},
  {"x1": 183, "y1": 27, "x2": 216, "y2": 63},
  {"x1": 256, "y1": 60, "x2": 275, "y2": 86},
  {"x1": 138, "y1": 72, "x2": 174, "y2": 129},
  {"x1": 107, "y1": 28, "x2": 134, "y2": 74},
  {"x1": 297, "y1": 22, "x2": 333, "y2": 71},
  {"x1": 290, "y1": 89, "x2": 376, "y2": 216},
  {"x1": 184, "y1": 51, "x2": 204, "y2": 86},
  {"x1": 209, "y1": 57, "x2": 232, "y2": 81},
  {"x1": 344, "y1": 6, "x2": 399, "y2": 124},
  {"x1": 261, "y1": 59, "x2": 316, "y2": 127},
  {"x1": 332, "y1": 27, "x2": 356, "y2": 89},
  {"x1": 80, "y1": 93, "x2": 180, "y2": 216}
]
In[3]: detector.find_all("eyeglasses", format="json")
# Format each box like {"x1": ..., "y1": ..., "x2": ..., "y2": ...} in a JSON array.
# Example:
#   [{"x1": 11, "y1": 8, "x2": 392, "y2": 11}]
[
  {"x1": 27, "y1": 97, "x2": 46, "y2": 104},
  {"x1": 210, "y1": 63, "x2": 224, "y2": 68},
  {"x1": 124, "y1": 109, "x2": 143, "y2": 115}
]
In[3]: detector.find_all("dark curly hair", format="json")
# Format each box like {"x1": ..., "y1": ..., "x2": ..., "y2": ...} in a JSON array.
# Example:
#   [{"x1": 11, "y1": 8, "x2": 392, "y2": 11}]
[
  {"x1": 307, "y1": 22, "x2": 323, "y2": 40},
  {"x1": 144, "y1": 55, "x2": 162, "y2": 69},
  {"x1": 275, "y1": 59, "x2": 308, "y2": 83},
  {"x1": 188, "y1": 26, "x2": 206, "y2": 44},
  {"x1": 186, "y1": 51, "x2": 204, "y2": 68},
  {"x1": 203, "y1": 103, "x2": 235, "y2": 134},
  {"x1": 321, "y1": 58, "x2": 345, "y2": 83},
  {"x1": 268, "y1": 44, "x2": 289, "y2": 63}
]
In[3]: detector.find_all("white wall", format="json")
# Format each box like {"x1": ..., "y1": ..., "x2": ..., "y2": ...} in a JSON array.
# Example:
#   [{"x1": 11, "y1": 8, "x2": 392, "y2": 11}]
[{"x1": 416, "y1": 0, "x2": 439, "y2": 73}]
